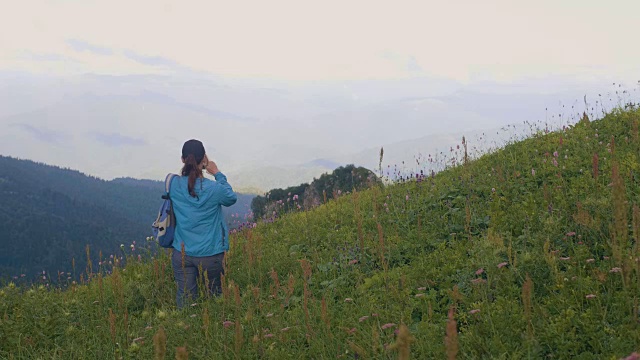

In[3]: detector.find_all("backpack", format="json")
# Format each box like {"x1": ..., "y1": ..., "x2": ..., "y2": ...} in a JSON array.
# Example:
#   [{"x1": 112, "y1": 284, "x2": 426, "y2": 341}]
[{"x1": 152, "y1": 173, "x2": 178, "y2": 248}]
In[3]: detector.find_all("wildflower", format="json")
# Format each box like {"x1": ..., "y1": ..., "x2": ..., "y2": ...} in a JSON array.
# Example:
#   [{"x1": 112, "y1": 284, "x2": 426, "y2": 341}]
[
  {"x1": 603, "y1": 256, "x2": 610, "y2": 260},
  {"x1": 222, "y1": 321, "x2": 234, "y2": 328},
  {"x1": 552, "y1": 158, "x2": 558, "y2": 167},
  {"x1": 190, "y1": 303, "x2": 198, "y2": 307},
  {"x1": 469, "y1": 309, "x2": 480, "y2": 315},
  {"x1": 497, "y1": 262, "x2": 508, "y2": 269},
  {"x1": 359, "y1": 316, "x2": 369, "y2": 322},
  {"x1": 471, "y1": 278, "x2": 486, "y2": 284},
  {"x1": 348, "y1": 259, "x2": 358, "y2": 265},
  {"x1": 347, "y1": 327, "x2": 356, "y2": 334},
  {"x1": 381, "y1": 323, "x2": 396, "y2": 330},
  {"x1": 623, "y1": 352, "x2": 639, "y2": 360},
  {"x1": 559, "y1": 257, "x2": 570, "y2": 261},
  {"x1": 417, "y1": 287, "x2": 426, "y2": 291},
  {"x1": 609, "y1": 267, "x2": 622, "y2": 273},
  {"x1": 344, "y1": 298, "x2": 353, "y2": 303},
  {"x1": 281, "y1": 327, "x2": 290, "y2": 332},
  {"x1": 475, "y1": 268, "x2": 484, "y2": 275},
  {"x1": 491, "y1": 188, "x2": 496, "y2": 193},
  {"x1": 553, "y1": 151, "x2": 559, "y2": 157},
  {"x1": 266, "y1": 313, "x2": 273, "y2": 318},
  {"x1": 132, "y1": 337, "x2": 144, "y2": 343},
  {"x1": 264, "y1": 333, "x2": 274, "y2": 338},
  {"x1": 585, "y1": 294, "x2": 596, "y2": 299},
  {"x1": 405, "y1": 194, "x2": 409, "y2": 201},
  {"x1": 415, "y1": 293, "x2": 425, "y2": 298},
  {"x1": 190, "y1": 314, "x2": 197, "y2": 318},
  {"x1": 566, "y1": 232, "x2": 576, "y2": 236},
  {"x1": 531, "y1": 168, "x2": 535, "y2": 176},
  {"x1": 586, "y1": 258, "x2": 595, "y2": 263},
  {"x1": 371, "y1": 313, "x2": 379, "y2": 317}
]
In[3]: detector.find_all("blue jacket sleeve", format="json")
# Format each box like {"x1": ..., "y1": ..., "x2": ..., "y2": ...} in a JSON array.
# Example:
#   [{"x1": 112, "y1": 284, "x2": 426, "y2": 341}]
[{"x1": 214, "y1": 172, "x2": 237, "y2": 207}]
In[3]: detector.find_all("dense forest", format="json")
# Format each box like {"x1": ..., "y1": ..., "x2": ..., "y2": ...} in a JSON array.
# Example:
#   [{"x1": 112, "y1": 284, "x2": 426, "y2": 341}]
[
  {"x1": 0, "y1": 156, "x2": 253, "y2": 281},
  {"x1": 250, "y1": 164, "x2": 380, "y2": 219}
]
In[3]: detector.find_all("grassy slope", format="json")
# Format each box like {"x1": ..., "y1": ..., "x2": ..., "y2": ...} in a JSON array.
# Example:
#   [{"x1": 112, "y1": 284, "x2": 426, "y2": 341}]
[{"x1": 2, "y1": 108, "x2": 640, "y2": 359}]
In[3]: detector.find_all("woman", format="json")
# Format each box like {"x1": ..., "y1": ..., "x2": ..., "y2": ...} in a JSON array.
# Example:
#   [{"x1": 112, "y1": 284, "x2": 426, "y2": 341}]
[{"x1": 169, "y1": 139, "x2": 237, "y2": 308}]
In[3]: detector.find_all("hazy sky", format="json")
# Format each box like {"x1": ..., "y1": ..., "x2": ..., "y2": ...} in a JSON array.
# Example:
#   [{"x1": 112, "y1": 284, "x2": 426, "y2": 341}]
[
  {"x1": 2, "y1": 0, "x2": 638, "y2": 82},
  {"x1": 0, "y1": 0, "x2": 638, "y2": 191}
]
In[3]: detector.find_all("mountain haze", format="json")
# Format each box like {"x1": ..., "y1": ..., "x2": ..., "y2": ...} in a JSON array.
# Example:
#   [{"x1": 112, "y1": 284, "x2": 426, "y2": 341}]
[{"x1": 2, "y1": 71, "x2": 628, "y2": 191}]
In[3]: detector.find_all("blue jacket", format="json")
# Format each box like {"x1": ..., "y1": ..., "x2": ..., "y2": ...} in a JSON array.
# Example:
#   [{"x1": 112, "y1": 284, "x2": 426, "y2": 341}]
[{"x1": 169, "y1": 172, "x2": 237, "y2": 257}]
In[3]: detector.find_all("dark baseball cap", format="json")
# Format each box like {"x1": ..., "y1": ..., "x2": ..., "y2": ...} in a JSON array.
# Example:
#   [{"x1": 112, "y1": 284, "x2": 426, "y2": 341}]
[{"x1": 181, "y1": 139, "x2": 205, "y2": 163}]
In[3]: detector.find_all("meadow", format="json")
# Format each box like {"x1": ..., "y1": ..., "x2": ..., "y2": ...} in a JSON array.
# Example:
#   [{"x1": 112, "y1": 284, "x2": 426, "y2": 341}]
[{"x1": 2, "y1": 106, "x2": 640, "y2": 359}]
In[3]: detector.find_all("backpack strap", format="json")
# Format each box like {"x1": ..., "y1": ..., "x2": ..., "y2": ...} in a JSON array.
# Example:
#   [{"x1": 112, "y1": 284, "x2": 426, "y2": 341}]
[{"x1": 164, "y1": 173, "x2": 177, "y2": 196}]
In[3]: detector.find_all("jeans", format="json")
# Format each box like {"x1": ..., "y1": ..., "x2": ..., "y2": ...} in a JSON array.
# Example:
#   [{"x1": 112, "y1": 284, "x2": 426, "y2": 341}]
[{"x1": 171, "y1": 249, "x2": 225, "y2": 308}]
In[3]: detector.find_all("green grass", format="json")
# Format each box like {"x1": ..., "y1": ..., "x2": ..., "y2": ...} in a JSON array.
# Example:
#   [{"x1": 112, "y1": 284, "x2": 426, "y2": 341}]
[{"x1": 2, "y1": 108, "x2": 640, "y2": 359}]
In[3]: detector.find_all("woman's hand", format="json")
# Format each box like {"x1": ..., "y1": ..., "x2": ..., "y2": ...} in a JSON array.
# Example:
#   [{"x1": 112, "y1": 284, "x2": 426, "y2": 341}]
[{"x1": 203, "y1": 155, "x2": 220, "y2": 175}]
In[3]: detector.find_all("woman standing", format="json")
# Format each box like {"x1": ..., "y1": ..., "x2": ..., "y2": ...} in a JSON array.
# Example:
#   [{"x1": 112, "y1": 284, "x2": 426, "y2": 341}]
[{"x1": 169, "y1": 139, "x2": 237, "y2": 308}]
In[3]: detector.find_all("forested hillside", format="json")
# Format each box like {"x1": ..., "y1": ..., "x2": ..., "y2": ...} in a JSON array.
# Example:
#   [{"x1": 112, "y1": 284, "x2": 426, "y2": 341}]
[
  {"x1": 0, "y1": 157, "x2": 253, "y2": 280},
  {"x1": 251, "y1": 164, "x2": 379, "y2": 219}
]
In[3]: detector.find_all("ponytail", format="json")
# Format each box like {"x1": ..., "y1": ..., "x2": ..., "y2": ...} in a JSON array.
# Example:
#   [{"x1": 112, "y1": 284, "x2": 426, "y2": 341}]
[{"x1": 181, "y1": 154, "x2": 204, "y2": 198}]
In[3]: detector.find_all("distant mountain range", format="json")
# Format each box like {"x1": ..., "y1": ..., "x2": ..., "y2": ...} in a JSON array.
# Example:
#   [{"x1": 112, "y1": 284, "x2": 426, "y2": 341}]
[
  {"x1": 0, "y1": 156, "x2": 253, "y2": 279},
  {"x1": 1, "y1": 71, "x2": 616, "y2": 192}
]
